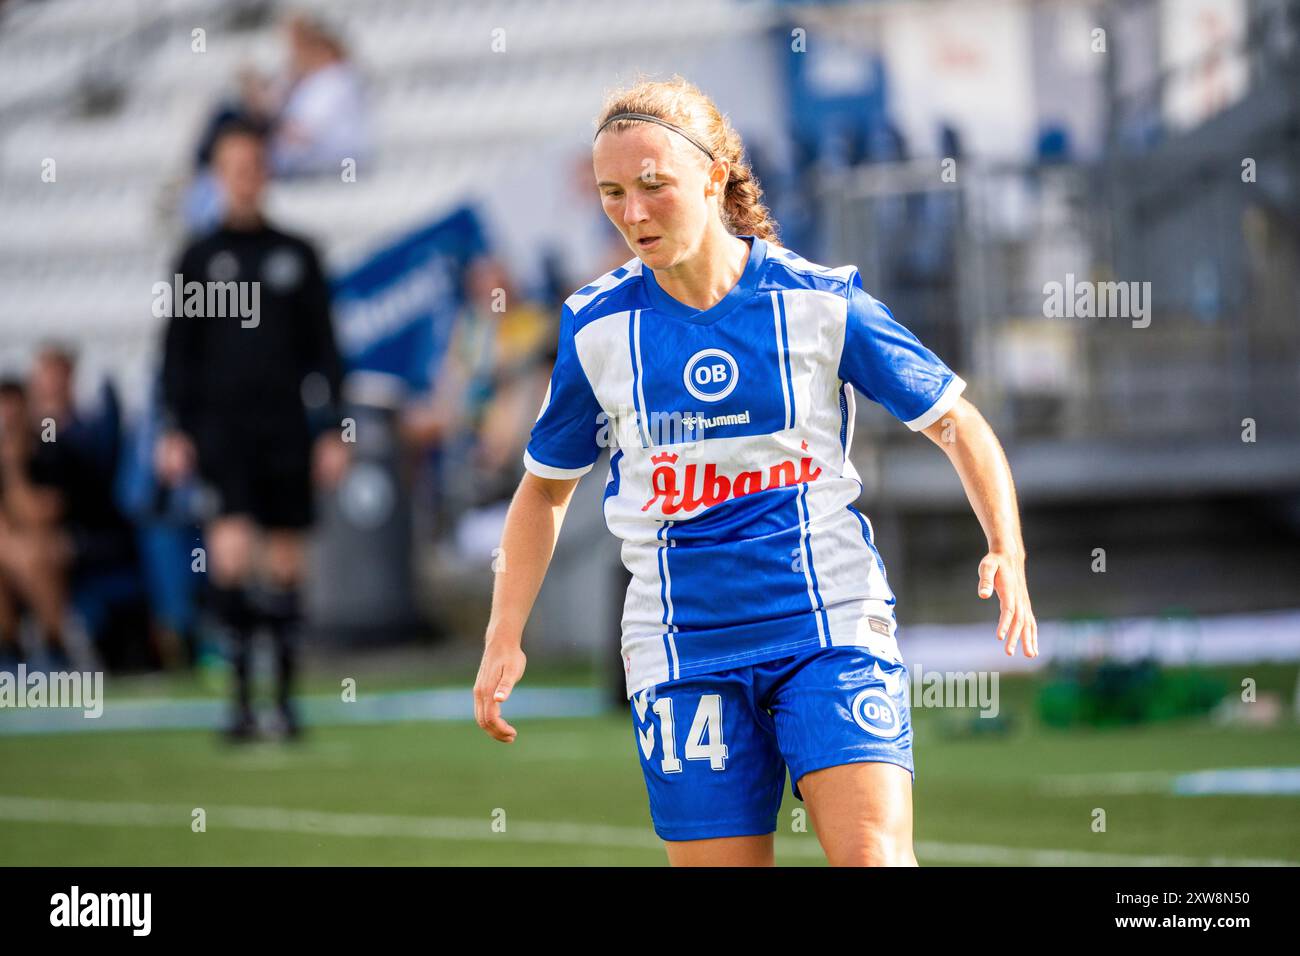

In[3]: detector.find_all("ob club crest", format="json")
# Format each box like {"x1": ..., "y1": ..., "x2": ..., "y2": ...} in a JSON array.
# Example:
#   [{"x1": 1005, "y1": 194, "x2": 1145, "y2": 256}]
[
  {"x1": 851, "y1": 687, "x2": 903, "y2": 739},
  {"x1": 682, "y1": 348, "x2": 739, "y2": 403}
]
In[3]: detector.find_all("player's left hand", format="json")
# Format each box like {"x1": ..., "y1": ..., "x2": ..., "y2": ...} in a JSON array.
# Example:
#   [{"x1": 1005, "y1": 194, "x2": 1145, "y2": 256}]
[{"x1": 977, "y1": 550, "x2": 1038, "y2": 658}]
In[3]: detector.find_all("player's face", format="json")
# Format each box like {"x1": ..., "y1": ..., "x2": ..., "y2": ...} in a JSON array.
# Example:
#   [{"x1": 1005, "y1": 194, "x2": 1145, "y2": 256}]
[
  {"x1": 213, "y1": 134, "x2": 268, "y2": 215},
  {"x1": 594, "y1": 125, "x2": 717, "y2": 269}
]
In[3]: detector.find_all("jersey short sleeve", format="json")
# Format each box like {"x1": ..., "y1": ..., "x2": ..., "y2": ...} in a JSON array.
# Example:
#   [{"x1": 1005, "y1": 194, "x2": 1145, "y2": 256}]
[
  {"x1": 523, "y1": 305, "x2": 604, "y2": 479},
  {"x1": 838, "y1": 276, "x2": 966, "y2": 431}
]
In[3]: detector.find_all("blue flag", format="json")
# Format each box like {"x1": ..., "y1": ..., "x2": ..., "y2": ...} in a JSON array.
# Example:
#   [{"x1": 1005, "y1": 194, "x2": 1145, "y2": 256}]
[{"x1": 332, "y1": 205, "x2": 488, "y2": 392}]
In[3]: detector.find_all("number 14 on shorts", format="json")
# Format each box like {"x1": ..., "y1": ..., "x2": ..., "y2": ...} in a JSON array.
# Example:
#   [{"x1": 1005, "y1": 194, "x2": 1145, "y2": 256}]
[{"x1": 634, "y1": 690, "x2": 728, "y2": 772}]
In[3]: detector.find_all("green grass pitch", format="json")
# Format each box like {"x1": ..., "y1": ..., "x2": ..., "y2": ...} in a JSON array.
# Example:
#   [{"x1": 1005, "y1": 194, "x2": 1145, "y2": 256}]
[{"x1": 1, "y1": 665, "x2": 1297, "y2": 866}]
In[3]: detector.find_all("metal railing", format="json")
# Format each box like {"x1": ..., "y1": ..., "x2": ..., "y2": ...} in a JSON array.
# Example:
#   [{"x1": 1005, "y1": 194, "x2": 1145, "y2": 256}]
[{"x1": 816, "y1": 154, "x2": 1300, "y2": 443}]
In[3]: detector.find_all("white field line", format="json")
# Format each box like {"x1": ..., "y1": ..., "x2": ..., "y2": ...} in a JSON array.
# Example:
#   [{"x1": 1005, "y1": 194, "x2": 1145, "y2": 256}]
[
  {"x1": 1039, "y1": 767, "x2": 1300, "y2": 797},
  {"x1": 1039, "y1": 771, "x2": 1178, "y2": 796},
  {"x1": 0, "y1": 796, "x2": 1295, "y2": 866},
  {"x1": 0, "y1": 687, "x2": 603, "y2": 735}
]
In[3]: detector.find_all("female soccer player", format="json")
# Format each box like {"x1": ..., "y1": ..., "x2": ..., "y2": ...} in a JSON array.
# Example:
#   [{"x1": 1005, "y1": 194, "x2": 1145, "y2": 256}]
[{"x1": 474, "y1": 77, "x2": 1037, "y2": 866}]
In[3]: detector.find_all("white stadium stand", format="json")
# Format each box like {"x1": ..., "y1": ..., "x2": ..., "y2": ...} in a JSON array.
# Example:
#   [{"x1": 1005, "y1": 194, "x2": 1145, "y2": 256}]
[{"x1": 0, "y1": 0, "x2": 781, "y2": 411}]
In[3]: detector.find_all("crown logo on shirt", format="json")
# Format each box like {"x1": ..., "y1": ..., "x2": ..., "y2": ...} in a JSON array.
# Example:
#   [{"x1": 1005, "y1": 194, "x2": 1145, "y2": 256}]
[{"x1": 650, "y1": 452, "x2": 679, "y2": 465}]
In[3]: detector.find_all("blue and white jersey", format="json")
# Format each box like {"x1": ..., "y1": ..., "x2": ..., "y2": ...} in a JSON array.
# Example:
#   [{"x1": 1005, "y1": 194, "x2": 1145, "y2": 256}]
[{"x1": 524, "y1": 236, "x2": 965, "y2": 698}]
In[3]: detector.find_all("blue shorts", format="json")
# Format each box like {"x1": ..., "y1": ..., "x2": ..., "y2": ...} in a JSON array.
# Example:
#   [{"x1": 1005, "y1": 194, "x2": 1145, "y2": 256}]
[{"x1": 629, "y1": 644, "x2": 914, "y2": 841}]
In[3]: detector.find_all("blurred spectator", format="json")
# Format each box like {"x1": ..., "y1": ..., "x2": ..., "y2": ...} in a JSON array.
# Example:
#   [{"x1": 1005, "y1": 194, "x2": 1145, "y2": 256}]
[
  {"x1": 0, "y1": 348, "x2": 131, "y2": 673},
  {"x1": 269, "y1": 13, "x2": 369, "y2": 178},
  {"x1": 182, "y1": 11, "x2": 369, "y2": 231},
  {"x1": 458, "y1": 260, "x2": 554, "y2": 490},
  {"x1": 0, "y1": 379, "x2": 38, "y2": 669},
  {"x1": 257, "y1": 11, "x2": 370, "y2": 178},
  {"x1": 401, "y1": 257, "x2": 554, "y2": 523},
  {"x1": 545, "y1": 152, "x2": 633, "y2": 296},
  {"x1": 116, "y1": 373, "x2": 207, "y2": 672}
]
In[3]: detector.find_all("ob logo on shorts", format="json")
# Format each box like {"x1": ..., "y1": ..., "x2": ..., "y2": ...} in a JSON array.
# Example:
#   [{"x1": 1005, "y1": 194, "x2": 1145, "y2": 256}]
[
  {"x1": 851, "y1": 687, "x2": 903, "y2": 739},
  {"x1": 682, "y1": 349, "x2": 739, "y2": 403}
]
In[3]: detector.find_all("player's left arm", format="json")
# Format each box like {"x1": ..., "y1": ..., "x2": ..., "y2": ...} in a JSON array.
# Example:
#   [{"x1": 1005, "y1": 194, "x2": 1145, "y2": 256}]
[
  {"x1": 919, "y1": 397, "x2": 1038, "y2": 658},
  {"x1": 299, "y1": 242, "x2": 349, "y2": 487}
]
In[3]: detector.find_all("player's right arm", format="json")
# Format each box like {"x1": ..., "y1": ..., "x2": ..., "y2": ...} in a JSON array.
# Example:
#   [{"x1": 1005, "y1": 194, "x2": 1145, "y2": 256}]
[
  {"x1": 474, "y1": 471, "x2": 581, "y2": 742},
  {"x1": 156, "y1": 248, "x2": 201, "y2": 486},
  {"x1": 475, "y1": 302, "x2": 601, "y2": 742}
]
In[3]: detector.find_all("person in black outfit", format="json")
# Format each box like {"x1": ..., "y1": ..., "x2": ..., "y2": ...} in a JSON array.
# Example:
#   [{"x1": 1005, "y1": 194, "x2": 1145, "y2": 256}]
[{"x1": 157, "y1": 121, "x2": 348, "y2": 741}]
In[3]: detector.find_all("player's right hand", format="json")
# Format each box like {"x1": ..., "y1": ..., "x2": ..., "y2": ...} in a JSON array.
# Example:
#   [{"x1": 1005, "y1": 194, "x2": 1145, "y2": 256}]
[
  {"x1": 154, "y1": 430, "x2": 196, "y2": 486},
  {"x1": 474, "y1": 638, "x2": 526, "y2": 743},
  {"x1": 977, "y1": 549, "x2": 1038, "y2": 658}
]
